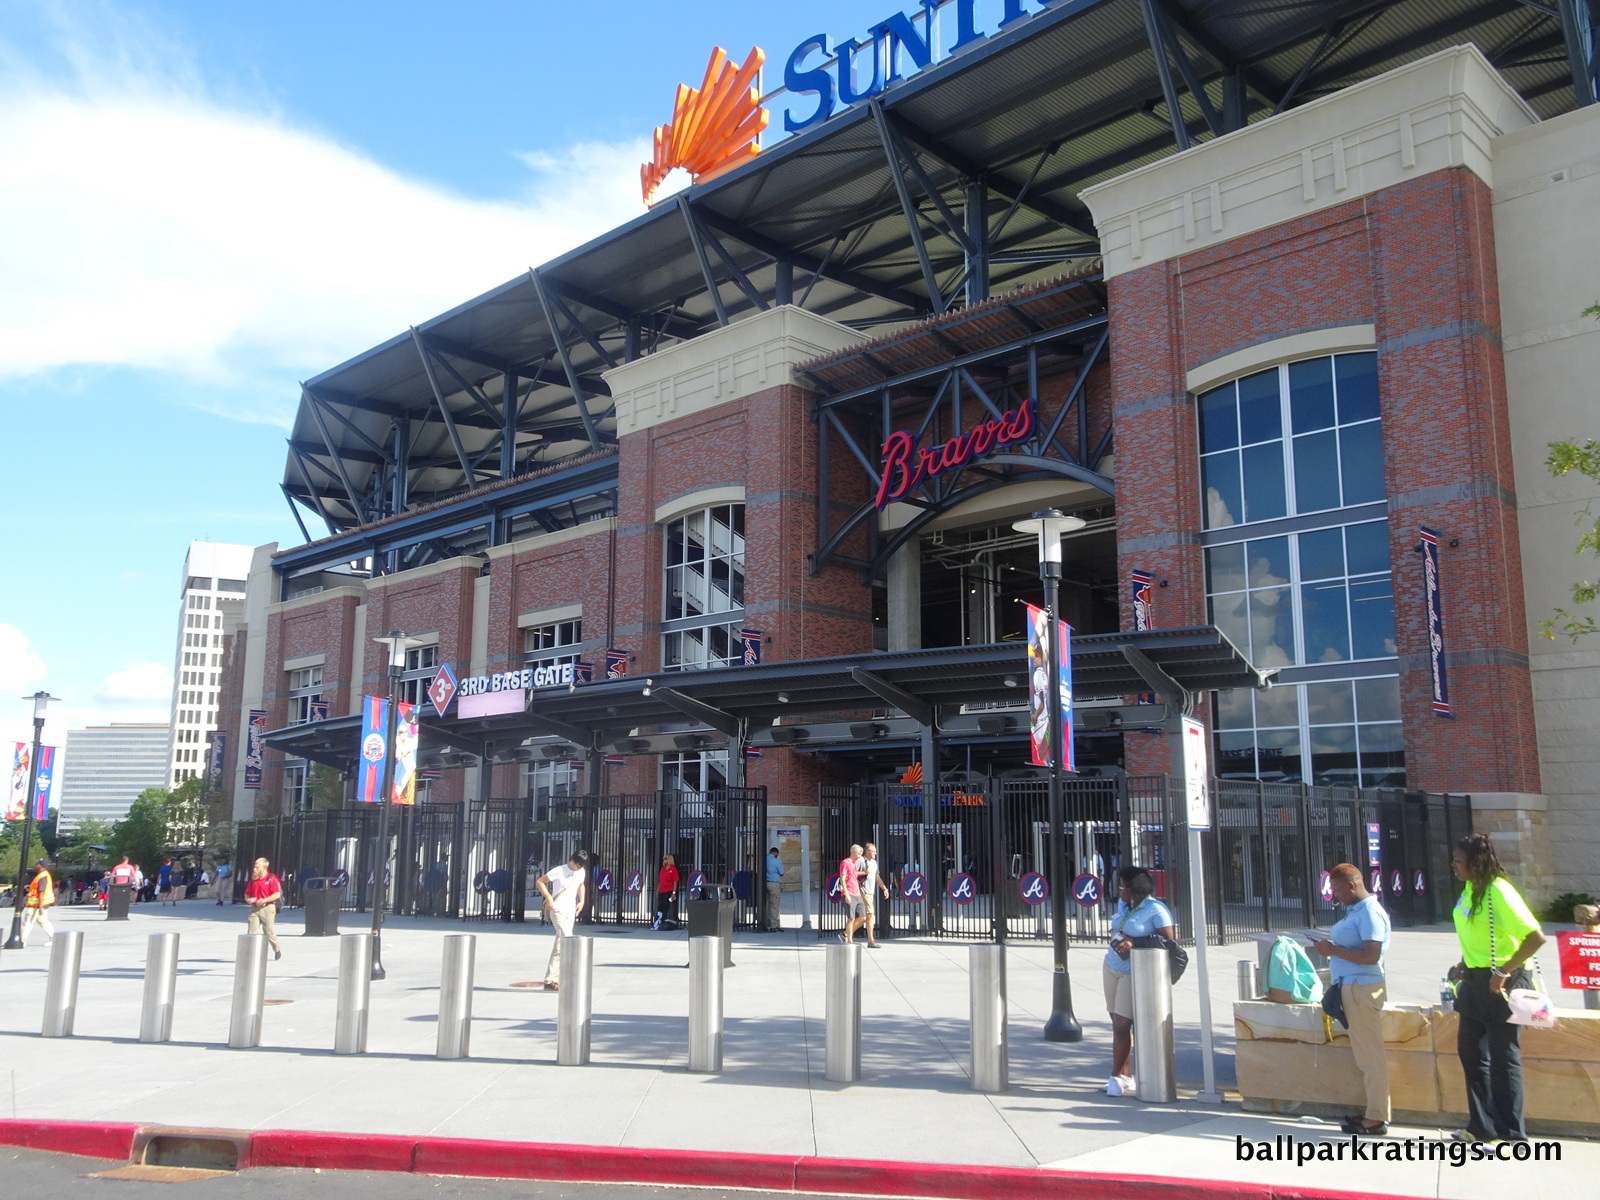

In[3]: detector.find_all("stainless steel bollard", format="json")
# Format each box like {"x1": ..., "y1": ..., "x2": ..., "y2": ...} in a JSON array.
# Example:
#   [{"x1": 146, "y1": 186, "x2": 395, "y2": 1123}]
[
  {"x1": 555, "y1": 936, "x2": 593, "y2": 1066},
  {"x1": 1130, "y1": 947, "x2": 1177, "y2": 1103},
  {"x1": 968, "y1": 943, "x2": 1009, "y2": 1093},
  {"x1": 688, "y1": 936, "x2": 724, "y2": 1073},
  {"x1": 139, "y1": 932, "x2": 181, "y2": 1043},
  {"x1": 437, "y1": 933, "x2": 476, "y2": 1060},
  {"x1": 228, "y1": 933, "x2": 268, "y2": 1048},
  {"x1": 824, "y1": 940, "x2": 862, "y2": 1083},
  {"x1": 334, "y1": 933, "x2": 373, "y2": 1054},
  {"x1": 1237, "y1": 959, "x2": 1262, "y2": 1001},
  {"x1": 42, "y1": 931, "x2": 84, "y2": 1037}
]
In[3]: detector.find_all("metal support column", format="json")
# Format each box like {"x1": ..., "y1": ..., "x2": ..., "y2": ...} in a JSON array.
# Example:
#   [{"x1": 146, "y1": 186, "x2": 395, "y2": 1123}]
[
  {"x1": 964, "y1": 179, "x2": 989, "y2": 307},
  {"x1": 42, "y1": 930, "x2": 84, "y2": 1037},
  {"x1": 1131, "y1": 946, "x2": 1177, "y2": 1102},
  {"x1": 438, "y1": 933, "x2": 476, "y2": 1059},
  {"x1": 969, "y1": 943, "x2": 1009, "y2": 1093},
  {"x1": 229, "y1": 934, "x2": 268, "y2": 1048},
  {"x1": 500, "y1": 371, "x2": 518, "y2": 480},
  {"x1": 139, "y1": 932, "x2": 181, "y2": 1043},
  {"x1": 688, "y1": 936, "x2": 725, "y2": 1073},
  {"x1": 335, "y1": 933, "x2": 373, "y2": 1054},
  {"x1": 556, "y1": 936, "x2": 594, "y2": 1065},
  {"x1": 825, "y1": 941, "x2": 862, "y2": 1082}
]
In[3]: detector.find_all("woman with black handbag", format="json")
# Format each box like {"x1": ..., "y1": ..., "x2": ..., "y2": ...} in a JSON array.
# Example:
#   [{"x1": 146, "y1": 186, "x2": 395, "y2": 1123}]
[
  {"x1": 1102, "y1": 866, "x2": 1176, "y2": 1098},
  {"x1": 1448, "y1": 832, "x2": 1545, "y2": 1143}
]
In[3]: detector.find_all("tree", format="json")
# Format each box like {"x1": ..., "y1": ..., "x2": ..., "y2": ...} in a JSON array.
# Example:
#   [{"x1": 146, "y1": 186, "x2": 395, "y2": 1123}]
[
  {"x1": 1540, "y1": 303, "x2": 1600, "y2": 642},
  {"x1": 308, "y1": 763, "x2": 345, "y2": 810},
  {"x1": 164, "y1": 777, "x2": 207, "y2": 852},
  {"x1": 57, "y1": 817, "x2": 114, "y2": 869},
  {"x1": 111, "y1": 788, "x2": 171, "y2": 874}
]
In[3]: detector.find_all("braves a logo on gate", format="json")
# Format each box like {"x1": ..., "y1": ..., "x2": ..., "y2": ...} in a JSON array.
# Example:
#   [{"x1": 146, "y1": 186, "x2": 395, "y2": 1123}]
[{"x1": 874, "y1": 398, "x2": 1035, "y2": 509}]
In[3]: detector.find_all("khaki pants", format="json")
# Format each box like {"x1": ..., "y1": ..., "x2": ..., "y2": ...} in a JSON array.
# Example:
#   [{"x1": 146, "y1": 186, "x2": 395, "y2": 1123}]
[
  {"x1": 21, "y1": 906, "x2": 54, "y2": 945},
  {"x1": 544, "y1": 908, "x2": 576, "y2": 984},
  {"x1": 247, "y1": 903, "x2": 281, "y2": 953},
  {"x1": 1342, "y1": 980, "x2": 1391, "y2": 1122},
  {"x1": 765, "y1": 880, "x2": 782, "y2": 929}
]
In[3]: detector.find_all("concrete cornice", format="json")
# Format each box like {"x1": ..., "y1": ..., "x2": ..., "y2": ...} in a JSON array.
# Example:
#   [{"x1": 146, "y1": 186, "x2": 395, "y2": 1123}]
[
  {"x1": 485, "y1": 516, "x2": 616, "y2": 561},
  {"x1": 268, "y1": 585, "x2": 365, "y2": 615}
]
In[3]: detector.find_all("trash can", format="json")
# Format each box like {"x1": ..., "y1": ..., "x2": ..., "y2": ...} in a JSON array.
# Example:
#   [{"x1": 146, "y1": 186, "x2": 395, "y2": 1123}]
[
  {"x1": 302, "y1": 878, "x2": 342, "y2": 936},
  {"x1": 686, "y1": 887, "x2": 736, "y2": 967},
  {"x1": 106, "y1": 883, "x2": 133, "y2": 921}
]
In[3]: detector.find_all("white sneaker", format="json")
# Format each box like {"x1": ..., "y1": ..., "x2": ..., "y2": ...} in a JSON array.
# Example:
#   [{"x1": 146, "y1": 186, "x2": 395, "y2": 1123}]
[
  {"x1": 1105, "y1": 1075, "x2": 1123, "y2": 1096},
  {"x1": 1116, "y1": 1074, "x2": 1137, "y2": 1096}
]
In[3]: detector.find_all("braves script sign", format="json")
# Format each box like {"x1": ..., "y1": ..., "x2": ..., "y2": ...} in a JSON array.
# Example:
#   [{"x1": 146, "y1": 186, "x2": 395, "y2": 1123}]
[{"x1": 875, "y1": 398, "x2": 1035, "y2": 509}]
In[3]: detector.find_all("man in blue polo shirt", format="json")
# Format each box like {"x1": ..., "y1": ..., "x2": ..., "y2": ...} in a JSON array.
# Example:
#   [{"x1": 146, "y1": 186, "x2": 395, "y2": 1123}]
[
  {"x1": 764, "y1": 847, "x2": 784, "y2": 932},
  {"x1": 1313, "y1": 863, "x2": 1392, "y2": 1136}
]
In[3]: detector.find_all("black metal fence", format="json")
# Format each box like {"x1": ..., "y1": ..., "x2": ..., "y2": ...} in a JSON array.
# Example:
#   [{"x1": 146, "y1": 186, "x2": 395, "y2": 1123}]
[{"x1": 817, "y1": 776, "x2": 1469, "y2": 944}]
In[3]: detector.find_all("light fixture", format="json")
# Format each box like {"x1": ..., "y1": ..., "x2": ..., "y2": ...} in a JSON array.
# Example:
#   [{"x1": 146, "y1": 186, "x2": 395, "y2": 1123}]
[
  {"x1": 642, "y1": 678, "x2": 653, "y2": 697},
  {"x1": 1011, "y1": 508, "x2": 1087, "y2": 563},
  {"x1": 1003, "y1": 675, "x2": 1019, "y2": 688},
  {"x1": 777, "y1": 692, "x2": 790, "y2": 704}
]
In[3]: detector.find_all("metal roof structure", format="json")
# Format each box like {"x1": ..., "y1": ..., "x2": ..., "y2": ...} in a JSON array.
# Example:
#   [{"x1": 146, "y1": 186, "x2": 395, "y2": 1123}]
[{"x1": 281, "y1": 0, "x2": 1594, "y2": 544}]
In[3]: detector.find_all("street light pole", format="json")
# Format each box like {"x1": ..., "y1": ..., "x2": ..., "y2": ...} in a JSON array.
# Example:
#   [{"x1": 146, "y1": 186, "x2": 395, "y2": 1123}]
[
  {"x1": 368, "y1": 632, "x2": 415, "y2": 982},
  {"x1": 1013, "y1": 510, "x2": 1084, "y2": 1042},
  {"x1": 5, "y1": 691, "x2": 60, "y2": 951}
]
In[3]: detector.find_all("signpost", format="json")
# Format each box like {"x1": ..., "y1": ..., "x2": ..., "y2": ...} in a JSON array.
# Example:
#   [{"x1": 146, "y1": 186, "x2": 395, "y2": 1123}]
[{"x1": 1177, "y1": 714, "x2": 1220, "y2": 1103}]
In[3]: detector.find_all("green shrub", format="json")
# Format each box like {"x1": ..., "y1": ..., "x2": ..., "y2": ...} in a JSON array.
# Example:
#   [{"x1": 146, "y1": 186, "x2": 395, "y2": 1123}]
[{"x1": 1543, "y1": 892, "x2": 1600, "y2": 923}]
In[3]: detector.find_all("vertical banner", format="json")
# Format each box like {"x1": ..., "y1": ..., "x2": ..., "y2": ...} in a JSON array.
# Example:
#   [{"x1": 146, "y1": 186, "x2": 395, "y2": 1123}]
[
  {"x1": 1130, "y1": 569, "x2": 1154, "y2": 631},
  {"x1": 357, "y1": 696, "x2": 419, "y2": 804},
  {"x1": 605, "y1": 649, "x2": 629, "y2": 679},
  {"x1": 575, "y1": 660, "x2": 594, "y2": 684},
  {"x1": 740, "y1": 627, "x2": 764, "y2": 666},
  {"x1": 1419, "y1": 526, "x2": 1451, "y2": 717},
  {"x1": 6, "y1": 742, "x2": 30, "y2": 821},
  {"x1": 206, "y1": 731, "x2": 227, "y2": 784},
  {"x1": 32, "y1": 745, "x2": 56, "y2": 820},
  {"x1": 1025, "y1": 603, "x2": 1074, "y2": 771},
  {"x1": 244, "y1": 710, "x2": 268, "y2": 789},
  {"x1": 308, "y1": 699, "x2": 330, "y2": 723}
]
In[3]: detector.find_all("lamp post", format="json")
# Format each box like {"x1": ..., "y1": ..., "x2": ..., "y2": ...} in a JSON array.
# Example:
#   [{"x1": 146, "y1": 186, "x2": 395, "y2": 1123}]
[
  {"x1": 1012, "y1": 509, "x2": 1085, "y2": 1042},
  {"x1": 5, "y1": 691, "x2": 60, "y2": 951},
  {"x1": 368, "y1": 632, "x2": 420, "y2": 981}
]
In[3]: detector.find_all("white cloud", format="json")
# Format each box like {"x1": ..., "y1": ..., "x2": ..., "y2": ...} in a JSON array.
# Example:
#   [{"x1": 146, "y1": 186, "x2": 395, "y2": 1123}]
[
  {"x1": 95, "y1": 661, "x2": 173, "y2": 708},
  {"x1": 0, "y1": 624, "x2": 47, "y2": 694},
  {"x1": 0, "y1": 19, "x2": 652, "y2": 424}
]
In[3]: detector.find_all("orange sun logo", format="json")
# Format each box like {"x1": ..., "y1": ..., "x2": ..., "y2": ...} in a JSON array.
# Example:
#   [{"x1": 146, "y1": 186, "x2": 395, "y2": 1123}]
[{"x1": 641, "y1": 47, "x2": 769, "y2": 206}]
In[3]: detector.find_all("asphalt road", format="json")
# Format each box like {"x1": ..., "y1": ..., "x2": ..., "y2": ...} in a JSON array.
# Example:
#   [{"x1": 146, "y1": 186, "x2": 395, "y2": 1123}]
[{"x1": 0, "y1": 1147, "x2": 815, "y2": 1199}]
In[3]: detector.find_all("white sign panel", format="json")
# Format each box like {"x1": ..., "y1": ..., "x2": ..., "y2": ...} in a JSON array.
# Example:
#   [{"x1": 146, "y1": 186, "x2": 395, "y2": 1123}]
[
  {"x1": 1181, "y1": 715, "x2": 1210, "y2": 830},
  {"x1": 459, "y1": 688, "x2": 527, "y2": 719}
]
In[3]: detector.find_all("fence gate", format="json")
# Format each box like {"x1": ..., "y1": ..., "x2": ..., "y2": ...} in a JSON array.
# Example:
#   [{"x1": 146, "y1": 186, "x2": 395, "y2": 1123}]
[{"x1": 463, "y1": 799, "x2": 526, "y2": 922}]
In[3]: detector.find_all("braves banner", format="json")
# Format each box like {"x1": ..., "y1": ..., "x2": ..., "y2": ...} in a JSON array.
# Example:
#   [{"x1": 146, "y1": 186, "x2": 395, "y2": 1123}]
[
  {"x1": 206, "y1": 731, "x2": 227, "y2": 784},
  {"x1": 5, "y1": 742, "x2": 29, "y2": 821},
  {"x1": 1130, "y1": 569, "x2": 1154, "y2": 632},
  {"x1": 575, "y1": 660, "x2": 594, "y2": 684},
  {"x1": 740, "y1": 628, "x2": 763, "y2": 666},
  {"x1": 244, "y1": 710, "x2": 269, "y2": 789},
  {"x1": 32, "y1": 745, "x2": 56, "y2": 820},
  {"x1": 357, "y1": 696, "x2": 419, "y2": 805},
  {"x1": 606, "y1": 649, "x2": 628, "y2": 679},
  {"x1": 1025, "y1": 603, "x2": 1074, "y2": 771},
  {"x1": 308, "y1": 700, "x2": 330, "y2": 723},
  {"x1": 1419, "y1": 526, "x2": 1451, "y2": 717}
]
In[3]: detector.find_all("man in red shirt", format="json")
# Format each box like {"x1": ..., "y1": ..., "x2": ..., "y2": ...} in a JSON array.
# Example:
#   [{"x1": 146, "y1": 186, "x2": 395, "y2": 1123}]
[
  {"x1": 837, "y1": 844, "x2": 866, "y2": 944},
  {"x1": 243, "y1": 857, "x2": 284, "y2": 961}
]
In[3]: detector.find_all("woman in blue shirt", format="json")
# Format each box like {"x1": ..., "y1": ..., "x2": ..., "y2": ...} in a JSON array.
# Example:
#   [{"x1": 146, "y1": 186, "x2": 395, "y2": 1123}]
[
  {"x1": 1103, "y1": 866, "x2": 1175, "y2": 1097},
  {"x1": 1311, "y1": 863, "x2": 1392, "y2": 1135}
]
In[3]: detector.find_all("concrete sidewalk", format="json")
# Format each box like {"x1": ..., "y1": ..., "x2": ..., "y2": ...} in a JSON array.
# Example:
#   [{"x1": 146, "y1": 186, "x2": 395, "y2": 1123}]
[{"x1": 0, "y1": 901, "x2": 1589, "y2": 1195}]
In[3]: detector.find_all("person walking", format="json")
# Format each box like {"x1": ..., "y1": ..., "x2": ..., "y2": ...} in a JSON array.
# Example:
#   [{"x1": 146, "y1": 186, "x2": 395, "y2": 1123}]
[
  {"x1": 157, "y1": 860, "x2": 175, "y2": 906},
  {"x1": 837, "y1": 844, "x2": 866, "y2": 944},
  {"x1": 20, "y1": 860, "x2": 56, "y2": 947},
  {"x1": 96, "y1": 872, "x2": 110, "y2": 910},
  {"x1": 861, "y1": 843, "x2": 890, "y2": 948},
  {"x1": 764, "y1": 847, "x2": 784, "y2": 932},
  {"x1": 1449, "y1": 832, "x2": 1546, "y2": 1143},
  {"x1": 1312, "y1": 863, "x2": 1392, "y2": 1135},
  {"x1": 214, "y1": 860, "x2": 232, "y2": 905},
  {"x1": 243, "y1": 857, "x2": 284, "y2": 961},
  {"x1": 536, "y1": 850, "x2": 589, "y2": 990},
  {"x1": 110, "y1": 856, "x2": 136, "y2": 888},
  {"x1": 1103, "y1": 866, "x2": 1176, "y2": 1097},
  {"x1": 652, "y1": 853, "x2": 679, "y2": 931}
]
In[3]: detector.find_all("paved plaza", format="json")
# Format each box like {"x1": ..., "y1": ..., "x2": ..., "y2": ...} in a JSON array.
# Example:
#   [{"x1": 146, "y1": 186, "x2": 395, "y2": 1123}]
[{"x1": 0, "y1": 899, "x2": 1592, "y2": 1195}]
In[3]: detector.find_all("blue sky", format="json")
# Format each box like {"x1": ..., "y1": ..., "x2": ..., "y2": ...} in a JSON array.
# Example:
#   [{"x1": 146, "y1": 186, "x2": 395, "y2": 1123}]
[{"x1": 0, "y1": 0, "x2": 1046, "y2": 750}]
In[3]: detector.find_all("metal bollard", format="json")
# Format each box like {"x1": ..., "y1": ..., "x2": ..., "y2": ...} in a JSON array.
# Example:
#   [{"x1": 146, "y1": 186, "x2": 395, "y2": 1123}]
[
  {"x1": 139, "y1": 932, "x2": 181, "y2": 1043},
  {"x1": 555, "y1": 936, "x2": 593, "y2": 1066},
  {"x1": 437, "y1": 933, "x2": 476, "y2": 1060},
  {"x1": 1130, "y1": 947, "x2": 1177, "y2": 1103},
  {"x1": 968, "y1": 943, "x2": 1008, "y2": 1093},
  {"x1": 1237, "y1": 959, "x2": 1262, "y2": 1001},
  {"x1": 688, "y1": 936, "x2": 724, "y2": 1073},
  {"x1": 335, "y1": 933, "x2": 373, "y2": 1055},
  {"x1": 228, "y1": 934, "x2": 268, "y2": 1048},
  {"x1": 824, "y1": 940, "x2": 862, "y2": 1083},
  {"x1": 42, "y1": 931, "x2": 84, "y2": 1037}
]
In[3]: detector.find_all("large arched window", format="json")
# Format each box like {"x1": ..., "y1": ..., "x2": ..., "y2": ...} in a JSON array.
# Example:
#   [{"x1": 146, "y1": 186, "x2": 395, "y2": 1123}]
[{"x1": 662, "y1": 503, "x2": 746, "y2": 670}]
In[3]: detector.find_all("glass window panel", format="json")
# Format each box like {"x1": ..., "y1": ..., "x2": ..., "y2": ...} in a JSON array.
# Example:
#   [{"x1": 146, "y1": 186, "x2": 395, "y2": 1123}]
[
  {"x1": 1334, "y1": 353, "x2": 1380, "y2": 424},
  {"x1": 1214, "y1": 688, "x2": 1253, "y2": 730},
  {"x1": 1202, "y1": 452, "x2": 1243, "y2": 528},
  {"x1": 1209, "y1": 591, "x2": 1251, "y2": 656},
  {"x1": 1348, "y1": 574, "x2": 1397, "y2": 658},
  {"x1": 1206, "y1": 543, "x2": 1247, "y2": 594},
  {"x1": 1255, "y1": 727, "x2": 1303, "y2": 783},
  {"x1": 1344, "y1": 521, "x2": 1389, "y2": 576},
  {"x1": 1354, "y1": 676, "x2": 1401, "y2": 724},
  {"x1": 1240, "y1": 441, "x2": 1287, "y2": 523},
  {"x1": 1248, "y1": 586, "x2": 1296, "y2": 667},
  {"x1": 1246, "y1": 537, "x2": 1291, "y2": 588},
  {"x1": 666, "y1": 520, "x2": 685, "y2": 566},
  {"x1": 1217, "y1": 730, "x2": 1258, "y2": 779},
  {"x1": 1305, "y1": 680, "x2": 1355, "y2": 726},
  {"x1": 1254, "y1": 683, "x2": 1299, "y2": 728},
  {"x1": 1297, "y1": 527, "x2": 1345, "y2": 581},
  {"x1": 1236, "y1": 369, "x2": 1282, "y2": 444},
  {"x1": 1198, "y1": 384, "x2": 1238, "y2": 453},
  {"x1": 1338, "y1": 421, "x2": 1386, "y2": 505},
  {"x1": 1301, "y1": 580, "x2": 1351, "y2": 662},
  {"x1": 1289, "y1": 358, "x2": 1336, "y2": 433},
  {"x1": 1357, "y1": 723, "x2": 1406, "y2": 789},
  {"x1": 1309, "y1": 725, "x2": 1358, "y2": 786},
  {"x1": 1293, "y1": 430, "x2": 1341, "y2": 512}
]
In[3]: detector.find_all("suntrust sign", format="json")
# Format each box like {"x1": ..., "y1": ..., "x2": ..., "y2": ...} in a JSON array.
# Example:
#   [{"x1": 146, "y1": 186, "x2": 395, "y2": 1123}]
[
  {"x1": 783, "y1": 0, "x2": 1076, "y2": 132},
  {"x1": 874, "y1": 397, "x2": 1034, "y2": 509}
]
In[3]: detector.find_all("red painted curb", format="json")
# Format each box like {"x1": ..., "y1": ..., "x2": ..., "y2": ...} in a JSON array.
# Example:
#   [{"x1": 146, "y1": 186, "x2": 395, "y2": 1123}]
[
  {"x1": 413, "y1": 1138, "x2": 801, "y2": 1191},
  {"x1": 245, "y1": 1129, "x2": 418, "y2": 1173},
  {"x1": 0, "y1": 1119, "x2": 139, "y2": 1162}
]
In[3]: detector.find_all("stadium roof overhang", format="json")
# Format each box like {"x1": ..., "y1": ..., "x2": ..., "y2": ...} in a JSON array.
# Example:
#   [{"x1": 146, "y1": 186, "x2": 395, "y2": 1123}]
[
  {"x1": 264, "y1": 625, "x2": 1271, "y2": 771},
  {"x1": 280, "y1": 0, "x2": 1592, "y2": 545}
]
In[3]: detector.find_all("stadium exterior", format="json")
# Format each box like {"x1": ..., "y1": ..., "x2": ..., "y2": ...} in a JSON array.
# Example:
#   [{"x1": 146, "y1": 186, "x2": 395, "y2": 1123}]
[{"x1": 215, "y1": 0, "x2": 1600, "y2": 922}]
